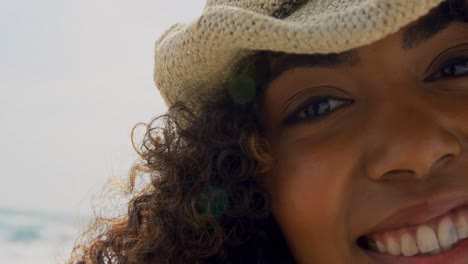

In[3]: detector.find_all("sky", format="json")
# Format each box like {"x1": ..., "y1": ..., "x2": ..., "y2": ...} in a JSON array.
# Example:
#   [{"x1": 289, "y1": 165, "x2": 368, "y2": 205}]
[{"x1": 0, "y1": 0, "x2": 206, "y2": 216}]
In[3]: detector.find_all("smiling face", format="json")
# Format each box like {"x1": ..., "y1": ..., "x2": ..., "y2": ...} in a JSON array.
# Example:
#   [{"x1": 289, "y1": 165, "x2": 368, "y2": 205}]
[{"x1": 260, "y1": 9, "x2": 468, "y2": 264}]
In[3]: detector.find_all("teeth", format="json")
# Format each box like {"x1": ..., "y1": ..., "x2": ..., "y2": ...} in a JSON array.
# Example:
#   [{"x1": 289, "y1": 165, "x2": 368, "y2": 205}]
[
  {"x1": 416, "y1": 225, "x2": 440, "y2": 253},
  {"x1": 456, "y1": 214, "x2": 468, "y2": 239},
  {"x1": 367, "y1": 239, "x2": 387, "y2": 253},
  {"x1": 437, "y1": 217, "x2": 458, "y2": 247},
  {"x1": 367, "y1": 240, "x2": 379, "y2": 252},
  {"x1": 376, "y1": 240, "x2": 387, "y2": 253},
  {"x1": 386, "y1": 237, "x2": 401, "y2": 256},
  {"x1": 401, "y1": 232, "x2": 418, "y2": 256},
  {"x1": 365, "y1": 209, "x2": 468, "y2": 257}
]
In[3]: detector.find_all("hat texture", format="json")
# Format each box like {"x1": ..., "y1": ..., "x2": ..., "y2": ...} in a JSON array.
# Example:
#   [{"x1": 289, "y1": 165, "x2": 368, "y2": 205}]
[{"x1": 154, "y1": 0, "x2": 445, "y2": 110}]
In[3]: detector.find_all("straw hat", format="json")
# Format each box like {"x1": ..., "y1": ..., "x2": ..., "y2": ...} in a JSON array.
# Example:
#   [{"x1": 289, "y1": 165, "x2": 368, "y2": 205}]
[{"x1": 153, "y1": 0, "x2": 445, "y2": 110}]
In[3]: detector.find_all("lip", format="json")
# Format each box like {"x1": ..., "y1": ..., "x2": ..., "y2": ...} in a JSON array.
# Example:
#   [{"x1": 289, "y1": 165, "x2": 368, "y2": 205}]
[{"x1": 363, "y1": 193, "x2": 468, "y2": 236}]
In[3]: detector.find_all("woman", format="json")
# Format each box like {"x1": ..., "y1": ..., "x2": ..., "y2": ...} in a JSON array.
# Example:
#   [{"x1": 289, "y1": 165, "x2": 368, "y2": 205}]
[{"x1": 71, "y1": 0, "x2": 468, "y2": 263}]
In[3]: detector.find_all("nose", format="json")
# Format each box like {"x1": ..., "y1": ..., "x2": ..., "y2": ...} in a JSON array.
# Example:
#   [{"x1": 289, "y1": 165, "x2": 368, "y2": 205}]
[{"x1": 364, "y1": 101, "x2": 462, "y2": 181}]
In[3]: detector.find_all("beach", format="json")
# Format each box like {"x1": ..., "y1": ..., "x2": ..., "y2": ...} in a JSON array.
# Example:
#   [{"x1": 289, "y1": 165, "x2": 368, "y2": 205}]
[{"x1": 0, "y1": 208, "x2": 87, "y2": 264}]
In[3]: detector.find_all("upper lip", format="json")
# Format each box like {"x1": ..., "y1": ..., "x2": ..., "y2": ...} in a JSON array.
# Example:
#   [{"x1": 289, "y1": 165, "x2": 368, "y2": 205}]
[{"x1": 363, "y1": 193, "x2": 468, "y2": 236}]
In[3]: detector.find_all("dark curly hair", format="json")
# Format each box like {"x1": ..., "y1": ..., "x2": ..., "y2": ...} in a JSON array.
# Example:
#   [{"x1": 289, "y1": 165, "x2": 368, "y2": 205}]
[
  {"x1": 70, "y1": 1, "x2": 467, "y2": 263},
  {"x1": 70, "y1": 92, "x2": 295, "y2": 263}
]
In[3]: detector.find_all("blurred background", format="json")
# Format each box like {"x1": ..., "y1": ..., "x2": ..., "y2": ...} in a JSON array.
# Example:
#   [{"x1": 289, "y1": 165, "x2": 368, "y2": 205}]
[{"x1": 0, "y1": 1, "x2": 205, "y2": 263}]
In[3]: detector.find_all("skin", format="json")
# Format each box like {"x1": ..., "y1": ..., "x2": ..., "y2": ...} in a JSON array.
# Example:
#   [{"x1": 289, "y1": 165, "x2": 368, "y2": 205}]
[{"x1": 261, "y1": 19, "x2": 468, "y2": 264}]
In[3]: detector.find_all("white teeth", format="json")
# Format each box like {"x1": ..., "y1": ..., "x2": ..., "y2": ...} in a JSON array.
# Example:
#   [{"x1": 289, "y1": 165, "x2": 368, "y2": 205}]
[
  {"x1": 437, "y1": 217, "x2": 458, "y2": 247},
  {"x1": 367, "y1": 239, "x2": 387, "y2": 253},
  {"x1": 386, "y1": 237, "x2": 401, "y2": 256},
  {"x1": 367, "y1": 240, "x2": 379, "y2": 252},
  {"x1": 416, "y1": 225, "x2": 440, "y2": 253},
  {"x1": 376, "y1": 240, "x2": 387, "y2": 253},
  {"x1": 428, "y1": 248, "x2": 441, "y2": 255},
  {"x1": 366, "y1": 210, "x2": 468, "y2": 257},
  {"x1": 401, "y1": 232, "x2": 418, "y2": 256},
  {"x1": 456, "y1": 214, "x2": 468, "y2": 239}
]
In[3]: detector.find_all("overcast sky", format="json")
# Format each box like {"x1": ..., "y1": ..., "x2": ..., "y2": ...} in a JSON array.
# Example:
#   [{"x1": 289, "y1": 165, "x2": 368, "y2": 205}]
[{"x1": 0, "y1": 0, "x2": 205, "y2": 216}]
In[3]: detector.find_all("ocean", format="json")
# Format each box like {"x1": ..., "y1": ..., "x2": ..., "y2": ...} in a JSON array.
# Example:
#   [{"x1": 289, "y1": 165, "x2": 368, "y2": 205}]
[{"x1": 0, "y1": 208, "x2": 87, "y2": 264}]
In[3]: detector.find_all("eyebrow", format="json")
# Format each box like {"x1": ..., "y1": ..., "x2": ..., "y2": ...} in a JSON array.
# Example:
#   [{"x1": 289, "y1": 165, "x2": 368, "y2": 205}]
[
  {"x1": 402, "y1": 6, "x2": 453, "y2": 49},
  {"x1": 266, "y1": 51, "x2": 360, "y2": 82},
  {"x1": 265, "y1": 5, "x2": 454, "y2": 82}
]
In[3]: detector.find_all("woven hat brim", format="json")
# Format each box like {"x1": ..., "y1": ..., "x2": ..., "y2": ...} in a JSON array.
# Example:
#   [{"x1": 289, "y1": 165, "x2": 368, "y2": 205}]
[{"x1": 154, "y1": 0, "x2": 445, "y2": 111}]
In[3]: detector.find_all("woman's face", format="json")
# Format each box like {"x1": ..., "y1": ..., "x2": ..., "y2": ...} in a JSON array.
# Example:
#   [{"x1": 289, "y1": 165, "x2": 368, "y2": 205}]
[{"x1": 261, "y1": 13, "x2": 468, "y2": 264}]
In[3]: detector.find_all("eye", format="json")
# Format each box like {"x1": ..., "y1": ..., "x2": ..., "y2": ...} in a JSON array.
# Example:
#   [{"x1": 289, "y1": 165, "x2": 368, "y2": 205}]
[
  {"x1": 284, "y1": 97, "x2": 352, "y2": 125},
  {"x1": 426, "y1": 57, "x2": 468, "y2": 81}
]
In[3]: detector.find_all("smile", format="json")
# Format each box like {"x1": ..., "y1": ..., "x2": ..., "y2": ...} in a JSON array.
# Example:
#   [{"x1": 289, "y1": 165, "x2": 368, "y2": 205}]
[
  {"x1": 357, "y1": 194, "x2": 468, "y2": 263},
  {"x1": 362, "y1": 206, "x2": 468, "y2": 256}
]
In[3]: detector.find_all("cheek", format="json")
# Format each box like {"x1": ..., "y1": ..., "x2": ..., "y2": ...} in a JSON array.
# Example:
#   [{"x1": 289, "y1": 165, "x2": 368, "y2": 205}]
[
  {"x1": 269, "y1": 151, "x2": 344, "y2": 224},
  {"x1": 265, "y1": 136, "x2": 360, "y2": 260},
  {"x1": 441, "y1": 96, "x2": 468, "y2": 136}
]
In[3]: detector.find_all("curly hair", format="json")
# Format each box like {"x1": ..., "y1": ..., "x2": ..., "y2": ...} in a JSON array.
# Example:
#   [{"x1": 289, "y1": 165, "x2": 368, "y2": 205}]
[
  {"x1": 70, "y1": 1, "x2": 467, "y2": 263},
  {"x1": 70, "y1": 90, "x2": 295, "y2": 263}
]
